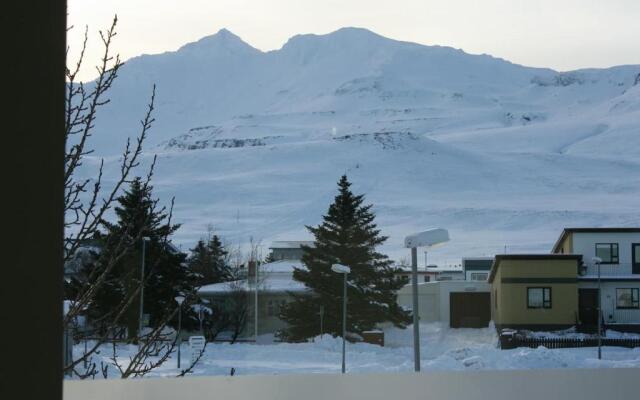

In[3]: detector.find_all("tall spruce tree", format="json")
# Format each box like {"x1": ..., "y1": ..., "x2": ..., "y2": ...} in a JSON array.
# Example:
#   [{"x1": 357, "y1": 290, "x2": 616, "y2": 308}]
[
  {"x1": 188, "y1": 234, "x2": 231, "y2": 286},
  {"x1": 87, "y1": 178, "x2": 196, "y2": 339},
  {"x1": 279, "y1": 175, "x2": 411, "y2": 341}
]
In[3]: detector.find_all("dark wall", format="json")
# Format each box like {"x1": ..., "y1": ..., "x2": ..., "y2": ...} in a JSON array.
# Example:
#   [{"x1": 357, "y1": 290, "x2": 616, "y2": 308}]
[{"x1": 1, "y1": 1, "x2": 66, "y2": 399}]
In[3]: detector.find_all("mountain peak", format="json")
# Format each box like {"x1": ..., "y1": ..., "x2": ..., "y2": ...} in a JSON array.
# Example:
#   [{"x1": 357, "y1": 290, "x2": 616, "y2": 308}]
[
  {"x1": 283, "y1": 26, "x2": 389, "y2": 48},
  {"x1": 178, "y1": 28, "x2": 260, "y2": 55},
  {"x1": 328, "y1": 26, "x2": 385, "y2": 39}
]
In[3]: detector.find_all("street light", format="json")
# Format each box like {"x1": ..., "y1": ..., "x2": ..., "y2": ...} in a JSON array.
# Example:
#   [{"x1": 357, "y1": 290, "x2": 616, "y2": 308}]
[
  {"x1": 404, "y1": 228, "x2": 450, "y2": 372},
  {"x1": 254, "y1": 260, "x2": 260, "y2": 342},
  {"x1": 138, "y1": 237, "x2": 151, "y2": 345},
  {"x1": 331, "y1": 263, "x2": 351, "y2": 374},
  {"x1": 592, "y1": 256, "x2": 602, "y2": 360},
  {"x1": 175, "y1": 295, "x2": 185, "y2": 369}
]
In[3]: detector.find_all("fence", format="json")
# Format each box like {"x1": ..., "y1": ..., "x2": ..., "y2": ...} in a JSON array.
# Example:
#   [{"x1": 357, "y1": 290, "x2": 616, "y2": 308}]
[{"x1": 500, "y1": 334, "x2": 640, "y2": 350}]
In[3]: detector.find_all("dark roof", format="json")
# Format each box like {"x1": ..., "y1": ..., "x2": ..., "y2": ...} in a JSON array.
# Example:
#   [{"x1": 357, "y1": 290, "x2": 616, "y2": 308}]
[
  {"x1": 463, "y1": 259, "x2": 493, "y2": 271},
  {"x1": 551, "y1": 228, "x2": 640, "y2": 253},
  {"x1": 488, "y1": 254, "x2": 582, "y2": 283}
]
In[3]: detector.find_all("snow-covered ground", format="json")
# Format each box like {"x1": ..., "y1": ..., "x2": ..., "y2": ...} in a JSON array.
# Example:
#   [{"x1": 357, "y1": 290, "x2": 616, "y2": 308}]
[{"x1": 76, "y1": 323, "x2": 640, "y2": 379}]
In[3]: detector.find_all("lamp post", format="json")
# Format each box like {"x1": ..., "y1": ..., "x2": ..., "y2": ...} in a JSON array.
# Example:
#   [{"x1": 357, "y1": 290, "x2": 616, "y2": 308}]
[
  {"x1": 254, "y1": 260, "x2": 259, "y2": 341},
  {"x1": 319, "y1": 305, "x2": 325, "y2": 337},
  {"x1": 404, "y1": 228, "x2": 450, "y2": 372},
  {"x1": 592, "y1": 256, "x2": 602, "y2": 360},
  {"x1": 138, "y1": 237, "x2": 150, "y2": 344},
  {"x1": 175, "y1": 295, "x2": 185, "y2": 369},
  {"x1": 331, "y1": 263, "x2": 351, "y2": 374}
]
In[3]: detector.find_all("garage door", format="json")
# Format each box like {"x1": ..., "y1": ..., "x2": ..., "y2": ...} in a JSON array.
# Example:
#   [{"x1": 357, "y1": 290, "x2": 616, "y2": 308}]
[{"x1": 449, "y1": 292, "x2": 491, "y2": 328}]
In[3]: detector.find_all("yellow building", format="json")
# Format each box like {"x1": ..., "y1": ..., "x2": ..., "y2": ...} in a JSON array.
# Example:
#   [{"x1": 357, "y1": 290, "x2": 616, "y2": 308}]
[{"x1": 489, "y1": 254, "x2": 581, "y2": 331}]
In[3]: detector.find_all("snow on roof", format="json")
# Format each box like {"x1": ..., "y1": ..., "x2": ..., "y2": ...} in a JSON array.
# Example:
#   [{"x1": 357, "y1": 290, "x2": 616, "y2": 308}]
[
  {"x1": 198, "y1": 260, "x2": 308, "y2": 295},
  {"x1": 269, "y1": 241, "x2": 314, "y2": 249},
  {"x1": 397, "y1": 267, "x2": 438, "y2": 273},
  {"x1": 198, "y1": 274, "x2": 308, "y2": 295},
  {"x1": 260, "y1": 259, "x2": 306, "y2": 273}
]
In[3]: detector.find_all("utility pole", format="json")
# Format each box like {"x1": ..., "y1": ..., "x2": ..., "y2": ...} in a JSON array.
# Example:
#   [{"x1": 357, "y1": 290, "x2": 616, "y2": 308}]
[
  {"x1": 175, "y1": 296, "x2": 185, "y2": 369},
  {"x1": 331, "y1": 264, "x2": 350, "y2": 374},
  {"x1": 596, "y1": 258, "x2": 602, "y2": 359},
  {"x1": 319, "y1": 305, "x2": 325, "y2": 337},
  {"x1": 138, "y1": 237, "x2": 150, "y2": 345}
]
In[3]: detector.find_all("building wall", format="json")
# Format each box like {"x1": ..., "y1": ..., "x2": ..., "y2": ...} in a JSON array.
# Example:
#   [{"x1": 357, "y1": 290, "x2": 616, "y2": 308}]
[
  {"x1": 254, "y1": 293, "x2": 293, "y2": 337},
  {"x1": 397, "y1": 283, "x2": 440, "y2": 322},
  {"x1": 463, "y1": 258, "x2": 493, "y2": 281},
  {"x1": 572, "y1": 232, "x2": 640, "y2": 275},
  {"x1": 465, "y1": 270, "x2": 489, "y2": 281},
  {"x1": 491, "y1": 266, "x2": 502, "y2": 324},
  {"x1": 578, "y1": 281, "x2": 640, "y2": 325},
  {"x1": 395, "y1": 272, "x2": 435, "y2": 283},
  {"x1": 397, "y1": 281, "x2": 490, "y2": 324},
  {"x1": 492, "y1": 259, "x2": 579, "y2": 329},
  {"x1": 201, "y1": 291, "x2": 294, "y2": 340},
  {"x1": 271, "y1": 248, "x2": 305, "y2": 260},
  {"x1": 435, "y1": 271, "x2": 464, "y2": 281},
  {"x1": 556, "y1": 234, "x2": 573, "y2": 254}
]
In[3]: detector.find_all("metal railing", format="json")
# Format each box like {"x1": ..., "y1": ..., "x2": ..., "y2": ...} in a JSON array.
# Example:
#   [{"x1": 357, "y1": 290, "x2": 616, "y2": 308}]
[{"x1": 606, "y1": 308, "x2": 640, "y2": 324}]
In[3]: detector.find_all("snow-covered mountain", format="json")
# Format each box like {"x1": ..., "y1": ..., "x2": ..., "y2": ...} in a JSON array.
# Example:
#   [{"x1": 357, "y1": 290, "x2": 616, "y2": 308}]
[{"x1": 84, "y1": 27, "x2": 640, "y2": 263}]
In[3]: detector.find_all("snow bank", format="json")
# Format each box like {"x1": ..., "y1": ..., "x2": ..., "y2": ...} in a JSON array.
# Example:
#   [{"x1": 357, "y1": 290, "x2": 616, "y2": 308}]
[{"x1": 72, "y1": 322, "x2": 640, "y2": 379}]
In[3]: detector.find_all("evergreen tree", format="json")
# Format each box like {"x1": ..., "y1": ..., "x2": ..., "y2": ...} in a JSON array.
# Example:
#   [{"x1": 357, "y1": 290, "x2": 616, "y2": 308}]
[
  {"x1": 279, "y1": 175, "x2": 411, "y2": 341},
  {"x1": 85, "y1": 178, "x2": 197, "y2": 339},
  {"x1": 188, "y1": 234, "x2": 231, "y2": 286}
]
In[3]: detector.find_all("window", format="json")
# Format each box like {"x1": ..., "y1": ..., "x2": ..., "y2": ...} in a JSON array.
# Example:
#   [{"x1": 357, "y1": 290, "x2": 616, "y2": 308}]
[
  {"x1": 423, "y1": 276, "x2": 430, "y2": 282},
  {"x1": 616, "y1": 288, "x2": 640, "y2": 309},
  {"x1": 470, "y1": 272, "x2": 488, "y2": 281},
  {"x1": 595, "y1": 243, "x2": 619, "y2": 264},
  {"x1": 527, "y1": 287, "x2": 551, "y2": 309},
  {"x1": 437, "y1": 276, "x2": 452, "y2": 281}
]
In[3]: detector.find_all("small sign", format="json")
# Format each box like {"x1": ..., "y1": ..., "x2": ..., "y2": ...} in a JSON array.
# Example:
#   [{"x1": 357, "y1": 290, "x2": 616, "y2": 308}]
[{"x1": 189, "y1": 335, "x2": 206, "y2": 364}]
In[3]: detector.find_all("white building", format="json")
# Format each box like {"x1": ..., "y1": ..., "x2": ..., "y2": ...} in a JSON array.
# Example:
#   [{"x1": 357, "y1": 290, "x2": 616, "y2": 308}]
[
  {"x1": 552, "y1": 227, "x2": 640, "y2": 331},
  {"x1": 198, "y1": 259, "x2": 308, "y2": 340},
  {"x1": 268, "y1": 241, "x2": 314, "y2": 261},
  {"x1": 395, "y1": 264, "x2": 464, "y2": 283},
  {"x1": 396, "y1": 280, "x2": 491, "y2": 327}
]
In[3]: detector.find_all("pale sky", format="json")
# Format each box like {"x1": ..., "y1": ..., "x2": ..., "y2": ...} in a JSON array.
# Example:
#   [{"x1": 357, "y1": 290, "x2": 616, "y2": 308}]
[{"x1": 68, "y1": 0, "x2": 640, "y2": 81}]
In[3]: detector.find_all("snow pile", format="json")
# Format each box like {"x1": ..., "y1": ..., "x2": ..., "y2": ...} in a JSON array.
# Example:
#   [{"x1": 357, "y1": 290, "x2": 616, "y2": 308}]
[{"x1": 73, "y1": 322, "x2": 640, "y2": 379}]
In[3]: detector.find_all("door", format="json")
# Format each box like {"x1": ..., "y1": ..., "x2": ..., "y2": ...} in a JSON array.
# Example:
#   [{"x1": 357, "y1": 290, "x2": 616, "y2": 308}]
[
  {"x1": 578, "y1": 289, "x2": 599, "y2": 328},
  {"x1": 449, "y1": 292, "x2": 491, "y2": 328},
  {"x1": 633, "y1": 244, "x2": 640, "y2": 274}
]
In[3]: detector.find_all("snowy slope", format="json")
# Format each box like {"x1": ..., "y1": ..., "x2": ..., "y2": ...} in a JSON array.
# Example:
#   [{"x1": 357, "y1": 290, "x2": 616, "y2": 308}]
[{"x1": 80, "y1": 27, "x2": 640, "y2": 263}]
